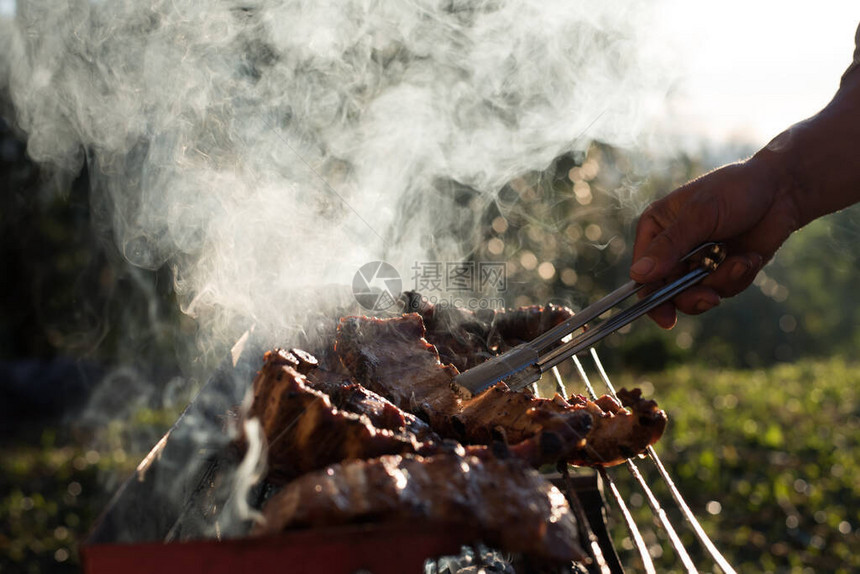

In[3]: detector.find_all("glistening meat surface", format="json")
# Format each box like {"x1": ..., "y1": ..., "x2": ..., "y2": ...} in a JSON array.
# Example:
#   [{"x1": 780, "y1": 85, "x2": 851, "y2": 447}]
[
  {"x1": 247, "y1": 348, "x2": 589, "y2": 480},
  {"x1": 247, "y1": 350, "x2": 424, "y2": 483},
  {"x1": 306, "y1": 368, "x2": 437, "y2": 442},
  {"x1": 244, "y1": 304, "x2": 668, "y2": 565},
  {"x1": 254, "y1": 450, "x2": 586, "y2": 563},
  {"x1": 402, "y1": 291, "x2": 576, "y2": 372},
  {"x1": 335, "y1": 313, "x2": 666, "y2": 466}
]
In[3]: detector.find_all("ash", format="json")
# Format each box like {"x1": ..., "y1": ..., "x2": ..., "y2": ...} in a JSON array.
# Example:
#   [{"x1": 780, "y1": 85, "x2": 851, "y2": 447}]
[
  {"x1": 425, "y1": 546, "x2": 514, "y2": 574},
  {"x1": 424, "y1": 545, "x2": 591, "y2": 574}
]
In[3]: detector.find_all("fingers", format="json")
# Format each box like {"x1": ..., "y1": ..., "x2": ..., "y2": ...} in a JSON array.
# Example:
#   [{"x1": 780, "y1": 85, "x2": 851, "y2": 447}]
[
  {"x1": 645, "y1": 285, "x2": 719, "y2": 330},
  {"x1": 644, "y1": 253, "x2": 763, "y2": 329},
  {"x1": 630, "y1": 190, "x2": 720, "y2": 284},
  {"x1": 647, "y1": 302, "x2": 678, "y2": 330},
  {"x1": 628, "y1": 159, "x2": 787, "y2": 327},
  {"x1": 708, "y1": 252, "x2": 764, "y2": 297},
  {"x1": 672, "y1": 285, "x2": 722, "y2": 314}
]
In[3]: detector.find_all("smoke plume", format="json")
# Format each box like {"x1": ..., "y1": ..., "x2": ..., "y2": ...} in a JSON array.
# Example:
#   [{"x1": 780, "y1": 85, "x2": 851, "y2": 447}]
[{"x1": 0, "y1": 0, "x2": 674, "y2": 354}]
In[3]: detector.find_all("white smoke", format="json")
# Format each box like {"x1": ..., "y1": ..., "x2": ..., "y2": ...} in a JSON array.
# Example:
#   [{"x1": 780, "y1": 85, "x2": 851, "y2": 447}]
[{"x1": 0, "y1": 0, "x2": 676, "y2": 352}]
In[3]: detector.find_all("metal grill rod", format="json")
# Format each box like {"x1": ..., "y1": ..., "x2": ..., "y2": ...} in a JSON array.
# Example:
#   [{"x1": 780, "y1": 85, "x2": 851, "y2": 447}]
[
  {"x1": 561, "y1": 473, "x2": 613, "y2": 574},
  {"x1": 645, "y1": 447, "x2": 736, "y2": 574},
  {"x1": 551, "y1": 366, "x2": 569, "y2": 397},
  {"x1": 597, "y1": 466, "x2": 656, "y2": 574},
  {"x1": 587, "y1": 349, "x2": 738, "y2": 574},
  {"x1": 538, "y1": 368, "x2": 614, "y2": 569},
  {"x1": 568, "y1": 358, "x2": 698, "y2": 574},
  {"x1": 551, "y1": 367, "x2": 655, "y2": 574}
]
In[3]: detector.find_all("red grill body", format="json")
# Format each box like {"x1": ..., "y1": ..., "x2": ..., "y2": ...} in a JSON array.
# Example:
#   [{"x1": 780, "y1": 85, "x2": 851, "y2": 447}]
[{"x1": 82, "y1": 522, "x2": 467, "y2": 574}]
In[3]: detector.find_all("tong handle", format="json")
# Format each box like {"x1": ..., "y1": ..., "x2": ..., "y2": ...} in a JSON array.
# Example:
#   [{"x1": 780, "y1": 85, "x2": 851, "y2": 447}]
[
  {"x1": 528, "y1": 242, "x2": 723, "y2": 353},
  {"x1": 452, "y1": 242, "x2": 726, "y2": 395},
  {"x1": 537, "y1": 242, "x2": 725, "y2": 375},
  {"x1": 538, "y1": 267, "x2": 709, "y2": 370}
]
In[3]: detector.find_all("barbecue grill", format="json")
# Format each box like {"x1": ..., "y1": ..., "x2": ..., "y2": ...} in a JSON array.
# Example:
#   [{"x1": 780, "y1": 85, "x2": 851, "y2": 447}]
[{"x1": 82, "y1": 312, "x2": 737, "y2": 573}]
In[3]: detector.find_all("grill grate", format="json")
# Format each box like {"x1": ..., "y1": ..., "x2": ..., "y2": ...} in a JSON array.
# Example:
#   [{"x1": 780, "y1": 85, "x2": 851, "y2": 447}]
[{"x1": 542, "y1": 348, "x2": 737, "y2": 574}]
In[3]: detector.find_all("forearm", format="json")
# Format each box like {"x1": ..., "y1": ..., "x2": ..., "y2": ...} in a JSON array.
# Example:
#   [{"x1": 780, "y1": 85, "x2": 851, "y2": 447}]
[{"x1": 752, "y1": 67, "x2": 860, "y2": 228}]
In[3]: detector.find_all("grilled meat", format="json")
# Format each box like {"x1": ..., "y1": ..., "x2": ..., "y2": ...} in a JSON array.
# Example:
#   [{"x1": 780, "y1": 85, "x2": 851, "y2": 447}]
[
  {"x1": 306, "y1": 369, "x2": 437, "y2": 442},
  {"x1": 334, "y1": 313, "x2": 460, "y2": 426},
  {"x1": 565, "y1": 388, "x2": 667, "y2": 465},
  {"x1": 263, "y1": 348, "x2": 432, "y2": 439},
  {"x1": 402, "y1": 292, "x2": 575, "y2": 372},
  {"x1": 254, "y1": 450, "x2": 586, "y2": 563},
  {"x1": 242, "y1": 300, "x2": 667, "y2": 566},
  {"x1": 248, "y1": 351, "x2": 425, "y2": 483},
  {"x1": 335, "y1": 313, "x2": 666, "y2": 467},
  {"x1": 250, "y1": 349, "x2": 578, "y2": 478}
]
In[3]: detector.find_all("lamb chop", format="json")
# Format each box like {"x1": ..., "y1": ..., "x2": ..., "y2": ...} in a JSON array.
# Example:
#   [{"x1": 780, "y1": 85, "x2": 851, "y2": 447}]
[
  {"x1": 262, "y1": 347, "x2": 437, "y2": 441},
  {"x1": 253, "y1": 449, "x2": 586, "y2": 564},
  {"x1": 248, "y1": 348, "x2": 594, "y2": 481},
  {"x1": 247, "y1": 349, "x2": 426, "y2": 483},
  {"x1": 335, "y1": 313, "x2": 666, "y2": 467}
]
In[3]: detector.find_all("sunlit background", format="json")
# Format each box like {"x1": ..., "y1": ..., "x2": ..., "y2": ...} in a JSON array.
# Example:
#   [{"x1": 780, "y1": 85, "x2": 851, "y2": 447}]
[
  {"x1": 656, "y1": 1, "x2": 860, "y2": 146},
  {"x1": 1, "y1": 3, "x2": 860, "y2": 574}
]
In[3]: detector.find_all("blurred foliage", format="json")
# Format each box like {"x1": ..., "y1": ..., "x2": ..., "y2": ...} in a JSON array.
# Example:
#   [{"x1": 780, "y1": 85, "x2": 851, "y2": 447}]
[
  {"x1": 0, "y1": 406, "x2": 184, "y2": 573},
  {"x1": 605, "y1": 358, "x2": 860, "y2": 573},
  {"x1": 0, "y1": 116, "x2": 196, "y2": 572},
  {"x1": 0, "y1": 116, "x2": 187, "y2": 372},
  {"x1": 472, "y1": 141, "x2": 860, "y2": 373}
]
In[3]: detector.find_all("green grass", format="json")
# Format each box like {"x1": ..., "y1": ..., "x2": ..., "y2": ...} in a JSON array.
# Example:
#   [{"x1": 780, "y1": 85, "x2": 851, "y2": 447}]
[{"x1": 607, "y1": 357, "x2": 860, "y2": 573}]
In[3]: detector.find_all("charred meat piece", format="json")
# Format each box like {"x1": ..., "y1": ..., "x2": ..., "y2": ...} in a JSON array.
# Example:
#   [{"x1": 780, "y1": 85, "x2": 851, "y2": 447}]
[
  {"x1": 254, "y1": 450, "x2": 586, "y2": 563},
  {"x1": 264, "y1": 348, "x2": 319, "y2": 375},
  {"x1": 402, "y1": 292, "x2": 575, "y2": 372},
  {"x1": 248, "y1": 351, "x2": 424, "y2": 483},
  {"x1": 335, "y1": 313, "x2": 666, "y2": 467},
  {"x1": 335, "y1": 313, "x2": 461, "y2": 429},
  {"x1": 565, "y1": 388, "x2": 667, "y2": 466},
  {"x1": 453, "y1": 381, "x2": 589, "y2": 446},
  {"x1": 491, "y1": 304, "x2": 576, "y2": 345},
  {"x1": 455, "y1": 383, "x2": 665, "y2": 467},
  {"x1": 400, "y1": 292, "x2": 498, "y2": 372},
  {"x1": 306, "y1": 369, "x2": 438, "y2": 442}
]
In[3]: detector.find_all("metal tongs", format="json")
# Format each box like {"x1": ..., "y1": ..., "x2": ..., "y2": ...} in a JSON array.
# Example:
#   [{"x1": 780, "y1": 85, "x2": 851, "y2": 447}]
[{"x1": 454, "y1": 242, "x2": 726, "y2": 395}]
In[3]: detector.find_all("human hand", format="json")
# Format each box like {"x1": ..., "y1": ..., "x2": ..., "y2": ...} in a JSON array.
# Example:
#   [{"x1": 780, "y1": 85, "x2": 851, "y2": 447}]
[
  {"x1": 629, "y1": 63, "x2": 860, "y2": 329},
  {"x1": 629, "y1": 155, "x2": 800, "y2": 328}
]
